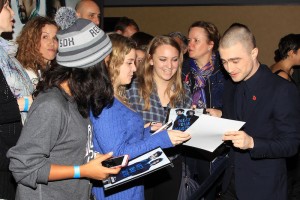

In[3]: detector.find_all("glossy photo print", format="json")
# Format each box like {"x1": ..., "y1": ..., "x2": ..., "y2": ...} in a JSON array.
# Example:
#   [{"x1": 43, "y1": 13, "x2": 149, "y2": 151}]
[{"x1": 16, "y1": 0, "x2": 40, "y2": 24}]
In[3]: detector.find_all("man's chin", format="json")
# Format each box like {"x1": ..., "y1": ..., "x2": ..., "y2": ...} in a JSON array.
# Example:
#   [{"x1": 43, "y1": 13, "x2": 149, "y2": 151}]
[{"x1": 231, "y1": 76, "x2": 243, "y2": 82}]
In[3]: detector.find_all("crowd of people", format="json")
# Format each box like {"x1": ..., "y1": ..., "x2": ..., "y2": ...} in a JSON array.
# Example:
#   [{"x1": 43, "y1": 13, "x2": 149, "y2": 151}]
[{"x1": 1, "y1": 0, "x2": 300, "y2": 200}]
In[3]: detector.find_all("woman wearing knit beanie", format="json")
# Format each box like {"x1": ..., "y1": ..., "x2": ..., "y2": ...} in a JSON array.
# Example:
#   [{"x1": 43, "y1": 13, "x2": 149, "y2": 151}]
[{"x1": 7, "y1": 7, "x2": 120, "y2": 200}]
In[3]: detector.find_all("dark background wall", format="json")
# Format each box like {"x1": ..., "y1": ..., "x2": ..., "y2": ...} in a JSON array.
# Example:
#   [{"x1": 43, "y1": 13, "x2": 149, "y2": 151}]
[{"x1": 104, "y1": 5, "x2": 300, "y2": 66}]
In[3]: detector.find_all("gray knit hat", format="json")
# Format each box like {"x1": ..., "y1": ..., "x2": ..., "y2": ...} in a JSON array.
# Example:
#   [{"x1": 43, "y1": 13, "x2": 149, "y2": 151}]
[{"x1": 55, "y1": 7, "x2": 112, "y2": 68}]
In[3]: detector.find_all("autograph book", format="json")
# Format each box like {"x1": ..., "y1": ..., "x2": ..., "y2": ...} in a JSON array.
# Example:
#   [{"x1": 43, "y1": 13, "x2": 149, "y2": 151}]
[{"x1": 102, "y1": 147, "x2": 172, "y2": 190}]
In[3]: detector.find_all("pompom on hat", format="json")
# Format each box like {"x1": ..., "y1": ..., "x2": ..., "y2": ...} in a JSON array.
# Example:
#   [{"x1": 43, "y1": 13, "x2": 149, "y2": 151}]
[{"x1": 54, "y1": 7, "x2": 112, "y2": 68}]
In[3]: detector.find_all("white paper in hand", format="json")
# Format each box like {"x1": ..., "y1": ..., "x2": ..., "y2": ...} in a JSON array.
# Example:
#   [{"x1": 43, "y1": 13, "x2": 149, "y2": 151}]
[{"x1": 184, "y1": 114, "x2": 245, "y2": 152}]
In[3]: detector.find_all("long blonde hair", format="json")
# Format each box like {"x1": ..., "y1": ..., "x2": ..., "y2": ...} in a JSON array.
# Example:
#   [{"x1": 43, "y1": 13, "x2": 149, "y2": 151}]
[
  {"x1": 107, "y1": 33, "x2": 136, "y2": 103},
  {"x1": 137, "y1": 35, "x2": 186, "y2": 110}
]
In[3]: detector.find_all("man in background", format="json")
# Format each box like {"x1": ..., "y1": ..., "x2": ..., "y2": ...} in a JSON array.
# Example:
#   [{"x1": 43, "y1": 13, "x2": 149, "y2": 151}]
[
  {"x1": 75, "y1": 0, "x2": 100, "y2": 26},
  {"x1": 114, "y1": 16, "x2": 139, "y2": 37}
]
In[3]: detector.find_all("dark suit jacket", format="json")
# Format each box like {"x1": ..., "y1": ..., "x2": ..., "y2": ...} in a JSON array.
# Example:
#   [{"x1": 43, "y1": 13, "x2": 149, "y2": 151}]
[{"x1": 222, "y1": 65, "x2": 300, "y2": 200}]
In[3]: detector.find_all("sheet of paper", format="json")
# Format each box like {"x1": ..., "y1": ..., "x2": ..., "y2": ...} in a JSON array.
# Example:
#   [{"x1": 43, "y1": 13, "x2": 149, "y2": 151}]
[{"x1": 184, "y1": 114, "x2": 245, "y2": 152}]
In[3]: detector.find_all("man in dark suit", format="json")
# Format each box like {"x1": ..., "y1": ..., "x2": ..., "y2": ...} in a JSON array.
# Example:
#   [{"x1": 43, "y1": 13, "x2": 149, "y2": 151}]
[{"x1": 219, "y1": 23, "x2": 300, "y2": 200}]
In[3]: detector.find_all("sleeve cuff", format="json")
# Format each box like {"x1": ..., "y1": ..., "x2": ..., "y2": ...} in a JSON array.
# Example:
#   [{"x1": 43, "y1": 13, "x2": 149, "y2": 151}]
[{"x1": 37, "y1": 161, "x2": 51, "y2": 184}]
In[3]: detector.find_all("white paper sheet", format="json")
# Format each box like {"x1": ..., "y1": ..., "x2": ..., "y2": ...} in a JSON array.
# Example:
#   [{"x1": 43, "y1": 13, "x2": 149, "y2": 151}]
[{"x1": 184, "y1": 114, "x2": 245, "y2": 152}]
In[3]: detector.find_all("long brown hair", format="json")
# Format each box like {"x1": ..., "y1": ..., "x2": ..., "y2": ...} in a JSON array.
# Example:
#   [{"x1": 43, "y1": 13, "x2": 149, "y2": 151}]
[
  {"x1": 137, "y1": 35, "x2": 186, "y2": 110},
  {"x1": 16, "y1": 16, "x2": 58, "y2": 75}
]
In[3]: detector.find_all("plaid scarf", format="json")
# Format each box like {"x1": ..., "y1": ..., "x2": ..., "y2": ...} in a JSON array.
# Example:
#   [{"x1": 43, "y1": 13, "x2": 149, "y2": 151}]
[{"x1": 190, "y1": 54, "x2": 216, "y2": 108}]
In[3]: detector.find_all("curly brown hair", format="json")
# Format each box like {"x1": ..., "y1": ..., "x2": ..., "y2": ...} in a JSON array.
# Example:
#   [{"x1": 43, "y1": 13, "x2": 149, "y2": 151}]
[{"x1": 16, "y1": 16, "x2": 58, "y2": 75}]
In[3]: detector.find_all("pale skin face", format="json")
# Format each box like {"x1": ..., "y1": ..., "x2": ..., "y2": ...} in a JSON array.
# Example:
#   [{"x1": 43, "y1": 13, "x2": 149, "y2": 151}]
[
  {"x1": 76, "y1": 1, "x2": 100, "y2": 26},
  {"x1": 290, "y1": 49, "x2": 300, "y2": 65},
  {"x1": 188, "y1": 27, "x2": 213, "y2": 66},
  {"x1": 0, "y1": 1, "x2": 14, "y2": 34},
  {"x1": 39, "y1": 24, "x2": 58, "y2": 67},
  {"x1": 219, "y1": 41, "x2": 258, "y2": 150},
  {"x1": 219, "y1": 42, "x2": 259, "y2": 82},
  {"x1": 115, "y1": 49, "x2": 136, "y2": 87},
  {"x1": 146, "y1": 43, "x2": 192, "y2": 143},
  {"x1": 135, "y1": 49, "x2": 146, "y2": 67},
  {"x1": 150, "y1": 44, "x2": 180, "y2": 83},
  {"x1": 122, "y1": 25, "x2": 138, "y2": 37}
]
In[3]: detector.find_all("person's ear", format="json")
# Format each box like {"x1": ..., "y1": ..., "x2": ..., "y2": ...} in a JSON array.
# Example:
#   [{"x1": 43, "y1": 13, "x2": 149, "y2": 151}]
[
  {"x1": 287, "y1": 49, "x2": 295, "y2": 57},
  {"x1": 149, "y1": 58, "x2": 154, "y2": 66},
  {"x1": 251, "y1": 47, "x2": 258, "y2": 60},
  {"x1": 115, "y1": 30, "x2": 122, "y2": 35},
  {"x1": 147, "y1": 54, "x2": 154, "y2": 66},
  {"x1": 208, "y1": 41, "x2": 214, "y2": 51},
  {"x1": 104, "y1": 54, "x2": 110, "y2": 67},
  {"x1": 76, "y1": 12, "x2": 81, "y2": 18}
]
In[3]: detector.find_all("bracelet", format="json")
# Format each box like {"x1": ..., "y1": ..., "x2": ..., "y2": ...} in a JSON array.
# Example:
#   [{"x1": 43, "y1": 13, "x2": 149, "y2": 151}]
[
  {"x1": 24, "y1": 97, "x2": 29, "y2": 112},
  {"x1": 73, "y1": 166, "x2": 80, "y2": 178}
]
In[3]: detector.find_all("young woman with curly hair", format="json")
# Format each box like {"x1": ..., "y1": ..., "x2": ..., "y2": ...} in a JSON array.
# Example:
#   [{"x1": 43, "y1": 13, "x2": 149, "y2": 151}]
[{"x1": 16, "y1": 16, "x2": 58, "y2": 87}]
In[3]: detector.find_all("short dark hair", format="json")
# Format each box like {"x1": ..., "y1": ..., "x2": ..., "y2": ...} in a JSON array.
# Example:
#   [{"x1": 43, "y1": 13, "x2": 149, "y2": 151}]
[
  {"x1": 152, "y1": 151, "x2": 163, "y2": 158},
  {"x1": 114, "y1": 17, "x2": 139, "y2": 32},
  {"x1": 131, "y1": 31, "x2": 153, "y2": 51},
  {"x1": 150, "y1": 158, "x2": 163, "y2": 165},
  {"x1": 274, "y1": 34, "x2": 300, "y2": 62},
  {"x1": 220, "y1": 23, "x2": 256, "y2": 53},
  {"x1": 186, "y1": 110, "x2": 195, "y2": 115},
  {"x1": 176, "y1": 108, "x2": 184, "y2": 113}
]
